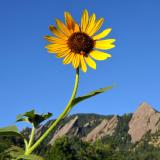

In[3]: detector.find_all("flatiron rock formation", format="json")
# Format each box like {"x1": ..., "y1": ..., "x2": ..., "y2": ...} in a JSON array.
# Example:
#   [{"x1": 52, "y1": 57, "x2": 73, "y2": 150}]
[
  {"x1": 128, "y1": 102, "x2": 160, "y2": 143},
  {"x1": 83, "y1": 115, "x2": 118, "y2": 142},
  {"x1": 24, "y1": 102, "x2": 160, "y2": 146},
  {"x1": 49, "y1": 116, "x2": 78, "y2": 144}
]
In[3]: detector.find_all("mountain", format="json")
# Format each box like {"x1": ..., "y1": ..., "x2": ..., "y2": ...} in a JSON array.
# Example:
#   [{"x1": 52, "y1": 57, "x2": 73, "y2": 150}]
[
  {"x1": 128, "y1": 102, "x2": 160, "y2": 143},
  {"x1": 32, "y1": 102, "x2": 160, "y2": 146},
  {"x1": 1, "y1": 102, "x2": 160, "y2": 160}
]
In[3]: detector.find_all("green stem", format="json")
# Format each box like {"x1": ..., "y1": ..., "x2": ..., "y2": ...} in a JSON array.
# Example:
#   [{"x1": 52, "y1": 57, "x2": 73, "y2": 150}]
[
  {"x1": 27, "y1": 125, "x2": 35, "y2": 150},
  {"x1": 25, "y1": 68, "x2": 79, "y2": 155},
  {"x1": 24, "y1": 138, "x2": 28, "y2": 152}
]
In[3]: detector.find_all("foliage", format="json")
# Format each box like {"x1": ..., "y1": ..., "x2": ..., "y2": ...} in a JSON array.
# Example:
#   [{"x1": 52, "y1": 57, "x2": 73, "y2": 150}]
[
  {"x1": 1, "y1": 113, "x2": 160, "y2": 159},
  {"x1": 71, "y1": 86, "x2": 113, "y2": 107},
  {"x1": 0, "y1": 126, "x2": 23, "y2": 138},
  {"x1": 16, "y1": 110, "x2": 52, "y2": 127},
  {"x1": 45, "y1": 136, "x2": 160, "y2": 160},
  {"x1": 0, "y1": 110, "x2": 52, "y2": 160}
]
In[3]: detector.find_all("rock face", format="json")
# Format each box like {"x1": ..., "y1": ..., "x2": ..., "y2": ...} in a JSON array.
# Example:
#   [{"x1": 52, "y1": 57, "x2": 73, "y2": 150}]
[
  {"x1": 83, "y1": 116, "x2": 118, "y2": 142},
  {"x1": 34, "y1": 125, "x2": 43, "y2": 140},
  {"x1": 29, "y1": 102, "x2": 160, "y2": 145},
  {"x1": 128, "y1": 102, "x2": 160, "y2": 143},
  {"x1": 49, "y1": 116, "x2": 78, "y2": 144}
]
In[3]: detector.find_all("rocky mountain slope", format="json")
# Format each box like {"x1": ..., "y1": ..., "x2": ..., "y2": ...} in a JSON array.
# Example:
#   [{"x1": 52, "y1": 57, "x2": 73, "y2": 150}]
[
  {"x1": 128, "y1": 102, "x2": 160, "y2": 143},
  {"x1": 1, "y1": 102, "x2": 160, "y2": 160},
  {"x1": 31, "y1": 102, "x2": 160, "y2": 146}
]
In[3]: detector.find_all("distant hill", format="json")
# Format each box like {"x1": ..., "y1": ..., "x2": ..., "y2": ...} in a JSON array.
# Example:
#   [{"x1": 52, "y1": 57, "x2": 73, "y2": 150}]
[{"x1": 1, "y1": 102, "x2": 160, "y2": 159}]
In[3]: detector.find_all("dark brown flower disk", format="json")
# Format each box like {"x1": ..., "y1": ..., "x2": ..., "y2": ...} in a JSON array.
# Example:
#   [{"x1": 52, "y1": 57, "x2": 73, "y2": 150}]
[{"x1": 67, "y1": 32, "x2": 95, "y2": 55}]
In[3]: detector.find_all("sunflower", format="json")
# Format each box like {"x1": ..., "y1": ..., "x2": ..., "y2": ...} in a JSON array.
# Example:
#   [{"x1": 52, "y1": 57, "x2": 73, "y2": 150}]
[{"x1": 45, "y1": 10, "x2": 115, "y2": 72}]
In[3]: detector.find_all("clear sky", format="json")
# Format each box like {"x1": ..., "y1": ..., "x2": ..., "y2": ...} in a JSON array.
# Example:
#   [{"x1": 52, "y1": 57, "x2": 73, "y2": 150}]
[{"x1": 0, "y1": 0, "x2": 160, "y2": 128}]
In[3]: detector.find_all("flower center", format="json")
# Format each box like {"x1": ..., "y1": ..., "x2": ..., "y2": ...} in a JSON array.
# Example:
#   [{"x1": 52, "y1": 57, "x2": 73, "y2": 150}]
[{"x1": 67, "y1": 32, "x2": 94, "y2": 55}]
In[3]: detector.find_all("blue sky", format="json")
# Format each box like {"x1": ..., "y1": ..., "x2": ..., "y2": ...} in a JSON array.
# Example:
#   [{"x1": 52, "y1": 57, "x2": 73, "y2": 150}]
[{"x1": 0, "y1": 0, "x2": 160, "y2": 128}]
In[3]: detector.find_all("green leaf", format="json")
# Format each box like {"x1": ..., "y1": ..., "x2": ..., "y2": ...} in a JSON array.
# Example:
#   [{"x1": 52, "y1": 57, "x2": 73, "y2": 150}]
[
  {"x1": 2, "y1": 146, "x2": 45, "y2": 160},
  {"x1": 71, "y1": 86, "x2": 113, "y2": 107},
  {"x1": 2, "y1": 146, "x2": 24, "y2": 159},
  {"x1": 17, "y1": 154, "x2": 44, "y2": 160},
  {"x1": 0, "y1": 126, "x2": 23, "y2": 137},
  {"x1": 16, "y1": 110, "x2": 52, "y2": 127}
]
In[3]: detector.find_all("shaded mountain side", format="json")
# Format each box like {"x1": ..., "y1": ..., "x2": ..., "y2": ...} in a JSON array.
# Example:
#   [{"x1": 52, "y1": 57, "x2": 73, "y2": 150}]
[
  {"x1": 1, "y1": 102, "x2": 160, "y2": 159},
  {"x1": 34, "y1": 113, "x2": 114, "y2": 146},
  {"x1": 83, "y1": 115, "x2": 119, "y2": 142},
  {"x1": 36, "y1": 102, "x2": 160, "y2": 146}
]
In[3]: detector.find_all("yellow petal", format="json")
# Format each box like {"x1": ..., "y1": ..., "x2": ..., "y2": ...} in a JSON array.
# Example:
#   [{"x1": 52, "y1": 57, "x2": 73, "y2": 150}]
[
  {"x1": 72, "y1": 54, "x2": 80, "y2": 68},
  {"x1": 72, "y1": 54, "x2": 76, "y2": 68},
  {"x1": 45, "y1": 44, "x2": 69, "y2": 53},
  {"x1": 85, "y1": 56, "x2": 96, "y2": 70},
  {"x1": 93, "y1": 28, "x2": 112, "y2": 40},
  {"x1": 64, "y1": 12, "x2": 75, "y2": 30},
  {"x1": 95, "y1": 39, "x2": 116, "y2": 50},
  {"x1": 81, "y1": 9, "x2": 89, "y2": 32},
  {"x1": 47, "y1": 49, "x2": 57, "y2": 54},
  {"x1": 86, "y1": 13, "x2": 96, "y2": 34},
  {"x1": 88, "y1": 18, "x2": 104, "y2": 36},
  {"x1": 49, "y1": 26, "x2": 68, "y2": 40},
  {"x1": 80, "y1": 55, "x2": 87, "y2": 72},
  {"x1": 44, "y1": 36, "x2": 67, "y2": 44},
  {"x1": 90, "y1": 50, "x2": 111, "y2": 60},
  {"x1": 63, "y1": 52, "x2": 74, "y2": 64},
  {"x1": 56, "y1": 49, "x2": 71, "y2": 58},
  {"x1": 64, "y1": 12, "x2": 79, "y2": 33},
  {"x1": 74, "y1": 23, "x2": 80, "y2": 32},
  {"x1": 45, "y1": 44, "x2": 68, "y2": 50},
  {"x1": 76, "y1": 54, "x2": 80, "y2": 68},
  {"x1": 56, "y1": 19, "x2": 71, "y2": 36}
]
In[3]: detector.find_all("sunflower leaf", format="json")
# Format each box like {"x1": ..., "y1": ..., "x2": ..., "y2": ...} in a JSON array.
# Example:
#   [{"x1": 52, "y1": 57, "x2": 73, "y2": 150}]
[
  {"x1": 2, "y1": 146, "x2": 24, "y2": 159},
  {"x1": 16, "y1": 110, "x2": 52, "y2": 127},
  {"x1": 0, "y1": 125, "x2": 23, "y2": 138},
  {"x1": 71, "y1": 85, "x2": 113, "y2": 107},
  {"x1": 2, "y1": 146, "x2": 44, "y2": 160},
  {"x1": 17, "y1": 154, "x2": 45, "y2": 160}
]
